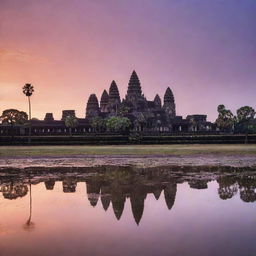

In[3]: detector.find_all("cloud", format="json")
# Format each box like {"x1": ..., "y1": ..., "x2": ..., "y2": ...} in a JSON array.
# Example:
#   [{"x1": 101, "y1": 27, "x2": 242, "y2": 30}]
[{"x1": 0, "y1": 48, "x2": 47, "y2": 63}]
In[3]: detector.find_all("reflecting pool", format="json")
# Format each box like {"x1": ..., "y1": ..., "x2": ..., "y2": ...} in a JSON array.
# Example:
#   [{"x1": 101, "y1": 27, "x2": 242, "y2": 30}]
[{"x1": 0, "y1": 166, "x2": 256, "y2": 256}]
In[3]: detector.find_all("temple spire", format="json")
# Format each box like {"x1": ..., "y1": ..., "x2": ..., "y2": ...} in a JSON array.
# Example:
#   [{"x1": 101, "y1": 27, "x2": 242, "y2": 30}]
[
  {"x1": 100, "y1": 89, "x2": 109, "y2": 113},
  {"x1": 86, "y1": 94, "x2": 100, "y2": 118},
  {"x1": 127, "y1": 70, "x2": 142, "y2": 96},
  {"x1": 108, "y1": 80, "x2": 121, "y2": 114},
  {"x1": 109, "y1": 80, "x2": 121, "y2": 103},
  {"x1": 154, "y1": 94, "x2": 162, "y2": 108},
  {"x1": 164, "y1": 87, "x2": 174, "y2": 104},
  {"x1": 163, "y1": 87, "x2": 176, "y2": 118},
  {"x1": 100, "y1": 90, "x2": 109, "y2": 103}
]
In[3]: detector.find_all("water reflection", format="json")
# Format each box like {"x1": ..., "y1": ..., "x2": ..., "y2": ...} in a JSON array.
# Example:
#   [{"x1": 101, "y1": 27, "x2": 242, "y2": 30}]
[
  {"x1": 1, "y1": 182, "x2": 28, "y2": 200},
  {"x1": 0, "y1": 166, "x2": 256, "y2": 225},
  {"x1": 23, "y1": 181, "x2": 35, "y2": 231}
]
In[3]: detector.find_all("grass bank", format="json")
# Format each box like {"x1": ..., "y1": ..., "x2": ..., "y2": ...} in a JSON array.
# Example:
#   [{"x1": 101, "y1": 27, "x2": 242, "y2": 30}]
[{"x1": 0, "y1": 144, "x2": 256, "y2": 157}]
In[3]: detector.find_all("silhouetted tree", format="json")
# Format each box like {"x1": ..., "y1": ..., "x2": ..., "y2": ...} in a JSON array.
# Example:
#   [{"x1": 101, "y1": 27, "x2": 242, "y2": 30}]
[
  {"x1": 236, "y1": 106, "x2": 255, "y2": 143},
  {"x1": 106, "y1": 116, "x2": 131, "y2": 133},
  {"x1": 238, "y1": 177, "x2": 256, "y2": 203},
  {"x1": 215, "y1": 104, "x2": 235, "y2": 132},
  {"x1": 65, "y1": 115, "x2": 78, "y2": 136},
  {"x1": 22, "y1": 83, "x2": 34, "y2": 144},
  {"x1": 91, "y1": 116, "x2": 106, "y2": 132},
  {"x1": 2, "y1": 182, "x2": 28, "y2": 200},
  {"x1": 1, "y1": 109, "x2": 28, "y2": 125},
  {"x1": 0, "y1": 109, "x2": 28, "y2": 138},
  {"x1": 217, "y1": 176, "x2": 238, "y2": 200}
]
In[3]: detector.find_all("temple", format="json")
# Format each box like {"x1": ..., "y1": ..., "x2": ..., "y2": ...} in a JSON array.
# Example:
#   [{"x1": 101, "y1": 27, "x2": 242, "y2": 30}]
[
  {"x1": 84, "y1": 70, "x2": 213, "y2": 132},
  {"x1": 0, "y1": 70, "x2": 215, "y2": 136}
]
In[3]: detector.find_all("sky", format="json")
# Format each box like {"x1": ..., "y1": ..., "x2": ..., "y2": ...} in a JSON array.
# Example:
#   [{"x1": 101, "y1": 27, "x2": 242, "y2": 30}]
[{"x1": 0, "y1": 0, "x2": 255, "y2": 121}]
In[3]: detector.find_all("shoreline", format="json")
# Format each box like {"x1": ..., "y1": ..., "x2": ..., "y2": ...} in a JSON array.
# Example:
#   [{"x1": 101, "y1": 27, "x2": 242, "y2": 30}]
[
  {"x1": 0, "y1": 154, "x2": 256, "y2": 168},
  {"x1": 1, "y1": 145, "x2": 256, "y2": 168}
]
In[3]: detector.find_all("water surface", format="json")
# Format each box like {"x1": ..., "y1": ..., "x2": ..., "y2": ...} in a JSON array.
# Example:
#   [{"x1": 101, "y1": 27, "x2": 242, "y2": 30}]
[{"x1": 0, "y1": 166, "x2": 255, "y2": 256}]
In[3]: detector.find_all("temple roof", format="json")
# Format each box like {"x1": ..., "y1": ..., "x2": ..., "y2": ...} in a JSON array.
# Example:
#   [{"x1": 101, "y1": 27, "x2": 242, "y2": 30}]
[
  {"x1": 61, "y1": 110, "x2": 76, "y2": 121},
  {"x1": 154, "y1": 94, "x2": 162, "y2": 107},
  {"x1": 154, "y1": 94, "x2": 161, "y2": 101},
  {"x1": 127, "y1": 70, "x2": 142, "y2": 96},
  {"x1": 164, "y1": 87, "x2": 175, "y2": 104},
  {"x1": 100, "y1": 90, "x2": 109, "y2": 104},
  {"x1": 87, "y1": 94, "x2": 99, "y2": 105},
  {"x1": 109, "y1": 80, "x2": 121, "y2": 102},
  {"x1": 44, "y1": 113, "x2": 54, "y2": 122},
  {"x1": 86, "y1": 94, "x2": 100, "y2": 116}
]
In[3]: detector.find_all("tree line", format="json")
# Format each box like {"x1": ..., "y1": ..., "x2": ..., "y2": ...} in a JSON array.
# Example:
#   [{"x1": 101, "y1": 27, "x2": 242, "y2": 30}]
[{"x1": 216, "y1": 105, "x2": 256, "y2": 142}]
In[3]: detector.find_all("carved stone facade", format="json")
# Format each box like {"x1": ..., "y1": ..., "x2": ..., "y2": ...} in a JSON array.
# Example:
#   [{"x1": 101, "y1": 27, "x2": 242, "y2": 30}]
[{"x1": 61, "y1": 110, "x2": 76, "y2": 121}]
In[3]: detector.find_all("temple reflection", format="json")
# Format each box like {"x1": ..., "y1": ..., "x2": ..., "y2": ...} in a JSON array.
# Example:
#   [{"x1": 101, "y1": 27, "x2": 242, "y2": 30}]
[
  {"x1": 86, "y1": 177, "x2": 102, "y2": 207},
  {"x1": 189, "y1": 179, "x2": 210, "y2": 189},
  {"x1": 0, "y1": 166, "x2": 256, "y2": 225},
  {"x1": 152, "y1": 186, "x2": 162, "y2": 200},
  {"x1": 44, "y1": 180, "x2": 55, "y2": 190},
  {"x1": 63, "y1": 179, "x2": 77, "y2": 193},
  {"x1": 130, "y1": 185, "x2": 147, "y2": 224},
  {"x1": 164, "y1": 183, "x2": 177, "y2": 210}
]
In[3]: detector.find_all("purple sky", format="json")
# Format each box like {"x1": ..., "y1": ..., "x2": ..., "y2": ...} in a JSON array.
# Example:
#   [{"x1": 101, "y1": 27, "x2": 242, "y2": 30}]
[{"x1": 0, "y1": 0, "x2": 255, "y2": 121}]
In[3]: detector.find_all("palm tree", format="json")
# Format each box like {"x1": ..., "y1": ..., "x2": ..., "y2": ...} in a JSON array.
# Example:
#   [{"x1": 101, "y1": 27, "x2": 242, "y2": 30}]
[
  {"x1": 22, "y1": 83, "x2": 34, "y2": 144},
  {"x1": 65, "y1": 115, "x2": 78, "y2": 136}
]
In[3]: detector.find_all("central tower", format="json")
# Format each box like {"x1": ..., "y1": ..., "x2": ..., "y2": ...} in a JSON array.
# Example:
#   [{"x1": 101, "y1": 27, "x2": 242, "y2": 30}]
[
  {"x1": 126, "y1": 70, "x2": 142, "y2": 99},
  {"x1": 125, "y1": 71, "x2": 146, "y2": 112}
]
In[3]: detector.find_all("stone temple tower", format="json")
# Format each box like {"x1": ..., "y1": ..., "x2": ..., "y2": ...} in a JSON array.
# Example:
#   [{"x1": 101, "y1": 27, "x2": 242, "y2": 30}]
[
  {"x1": 100, "y1": 90, "x2": 109, "y2": 113},
  {"x1": 163, "y1": 87, "x2": 176, "y2": 118},
  {"x1": 154, "y1": 94, "x2": 162, "y2": 109},
  {"x1": 86, "y1": 94, "x2": 100, "y2": 118},
  {"x1": 126, "y1": 70, "x2": 142, "y2": 102},
  {"x1": 108, "y1": 80, "x2": 121, "y2": 114}
]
